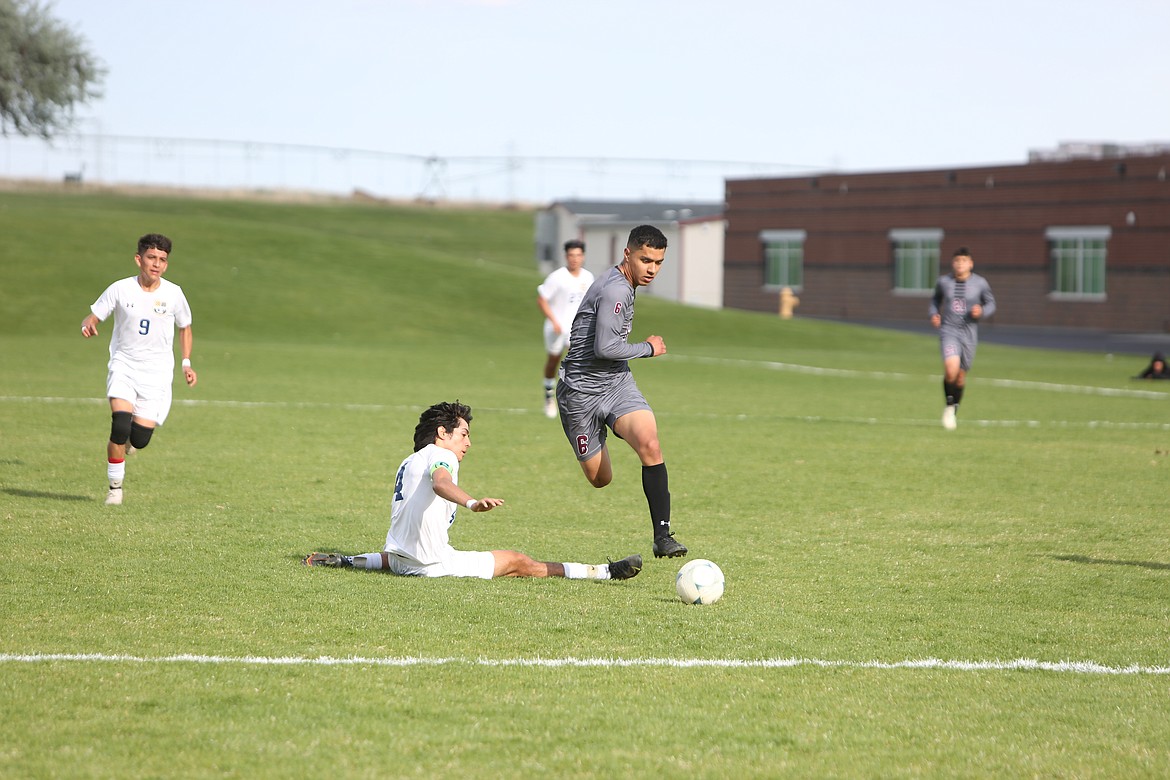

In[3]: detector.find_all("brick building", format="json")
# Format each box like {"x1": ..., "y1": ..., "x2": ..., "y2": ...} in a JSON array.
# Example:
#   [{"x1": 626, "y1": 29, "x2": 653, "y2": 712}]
[{"x1": 723, "y1": 150, "x2": 1170, "y2": 332}]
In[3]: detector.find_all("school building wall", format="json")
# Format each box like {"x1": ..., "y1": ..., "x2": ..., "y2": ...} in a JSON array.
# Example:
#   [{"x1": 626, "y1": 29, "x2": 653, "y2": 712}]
[
  {"x1": 723, "y1": 154, "x2": 1170, "y2": 332},
  {"x1": 678, "y1": 216, "x2": 725, "y2": 309}
]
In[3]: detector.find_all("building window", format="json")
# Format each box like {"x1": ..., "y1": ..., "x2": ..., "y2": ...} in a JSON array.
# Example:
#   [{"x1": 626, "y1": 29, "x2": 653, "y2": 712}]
[
  {"x1": 760, "y1": 230, "x2": 805, "y2": 289},
  {"x1": 889, "y1": 229, "x2": 943, "y2": 293},
  {"x1": 1047, "y1": 226, "x2": 1110, "y2": 300}
]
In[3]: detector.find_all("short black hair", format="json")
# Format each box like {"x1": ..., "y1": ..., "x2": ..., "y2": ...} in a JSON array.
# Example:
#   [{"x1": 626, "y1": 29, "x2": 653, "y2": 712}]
[
  {"x1": 627, "y1": 224, "x2": 667, "y2": 251},
  {"x1": 138, "y1": 233, "x2": 172, "y2": 255},
  {"x1": 413, "y1": 401, "x2": 472, "y2": 452},
  {"x1": 564, "y1": 239, "x2": 585, "y2": 253},
  {"x1": 953, "y1": 246, "x2": 972, "y2": 258}
]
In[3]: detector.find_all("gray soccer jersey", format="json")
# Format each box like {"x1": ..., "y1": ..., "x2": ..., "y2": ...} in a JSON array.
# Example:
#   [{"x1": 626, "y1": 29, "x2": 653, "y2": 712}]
[
  {"x1": 559, "y1": 267, "x2": 653, "y2": 394},
  {"x1": 929, "y1": 272, "x2": 996, "y2": 340},
  {"x1": 930, "y1": 272, "x2": 996, "y2": 369}
]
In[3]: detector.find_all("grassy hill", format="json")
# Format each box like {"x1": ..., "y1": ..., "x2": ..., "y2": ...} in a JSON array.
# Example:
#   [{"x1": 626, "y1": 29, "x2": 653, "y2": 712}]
[{"x1": 2, "y1": 189, "x2": 1168, "y2": 778}]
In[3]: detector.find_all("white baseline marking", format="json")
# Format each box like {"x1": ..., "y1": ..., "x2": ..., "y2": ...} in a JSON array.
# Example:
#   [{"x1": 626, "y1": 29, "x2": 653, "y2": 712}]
[
  {"x1": 3, "y1": 394, "x2": 1168, "y2": 430},
  {"x1": 0, "y1": 396, "x2": 530, "y2": 415},
  {"x1": 671, "y1": 354, "x2": 1169, "y2": 400},
  {"x1": 1, "y1": 653, "x2": 1167, "y2": 676}
]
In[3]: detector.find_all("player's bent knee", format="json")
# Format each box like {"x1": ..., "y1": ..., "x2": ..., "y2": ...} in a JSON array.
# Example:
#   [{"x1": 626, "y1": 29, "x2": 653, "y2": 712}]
[
  {"x1": 109, "y1": 411, "x2": 132, "y2": 445},
  {"x1": 129, "y1": 422, "x2": 155, "y2": 450},
  {"x1": 582, "y1": 467, "x2": 611, "y2": 488},
  {"x1": 494, "y1": 550, "x2": 539, "y2": 578},
  {"x1": 638, "y1": 440, "x2": 663, "y2": 463}
]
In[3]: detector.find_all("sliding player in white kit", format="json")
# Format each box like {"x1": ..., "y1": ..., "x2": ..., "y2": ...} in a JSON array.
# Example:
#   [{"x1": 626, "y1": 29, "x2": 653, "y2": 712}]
[
  {"x1": 81, "y1": 233, "x2": 197, "y2": 505},
  {"x1": 304, "y1": 401, "x2": 642, "y2": 581},
  {"x1": 537, "y1": 239, "x2": 594, "y2": 418}
]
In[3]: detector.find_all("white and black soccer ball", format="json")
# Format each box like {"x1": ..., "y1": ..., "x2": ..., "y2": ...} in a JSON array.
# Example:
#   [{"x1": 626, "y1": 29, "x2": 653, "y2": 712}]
[{"x1": 675, "y1": 559, "x2": 724, "y2": 605}]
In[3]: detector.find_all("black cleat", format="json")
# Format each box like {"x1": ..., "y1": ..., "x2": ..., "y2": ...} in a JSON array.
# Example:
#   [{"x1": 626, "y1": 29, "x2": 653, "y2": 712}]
[
  {"x1": 607, "y1": 554, "x2": 642, "y2": 581},
  {"x1": 303, "y1": 552, "x2": 353, "y2": 568},
  {"x1": 652, "y1": 533, "x2": 688, "y2": 559}
]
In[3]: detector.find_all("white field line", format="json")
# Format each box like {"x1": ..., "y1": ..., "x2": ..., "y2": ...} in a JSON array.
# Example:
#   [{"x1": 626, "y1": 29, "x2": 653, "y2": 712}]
[
  {"x1": 1, "y1": 652, "x2": 1167, "y2": 676},
  {"x1": 0, "y1": 396, "x2": 529, "y2": 415},
  {"x1": 671, "y1": 354, "x2": 1170, "y2": 400},
  {"x1": 2, "y1": 394, "x2": 1168, "y2": 430}
]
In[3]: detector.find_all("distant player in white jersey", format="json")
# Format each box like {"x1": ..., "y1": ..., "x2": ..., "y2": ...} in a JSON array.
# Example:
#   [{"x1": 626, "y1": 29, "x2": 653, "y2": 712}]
[
  {"x1": 303, "y1": 401, "x2": 642, "y2": 581},
  {"x1": 929, "y1": 246, "x2": 997, "y2": 430},
  {"x1": 81, "y1": 234, "x2": 197, "y2": 505},
  {"x1": 537, "y1": 239, "x2": 594, "y2": 418}
]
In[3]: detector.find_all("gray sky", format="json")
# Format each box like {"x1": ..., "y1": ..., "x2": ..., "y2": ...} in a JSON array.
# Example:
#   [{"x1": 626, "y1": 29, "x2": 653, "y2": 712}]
[{"x1": 19, "y1": 0, "x2": 1170, "y2": 201}]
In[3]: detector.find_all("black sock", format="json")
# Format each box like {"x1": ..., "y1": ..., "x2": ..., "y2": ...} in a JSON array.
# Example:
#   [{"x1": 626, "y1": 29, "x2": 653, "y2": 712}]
[
  {"x1": 952, "y1": 384, "x2": 964, "y2": 407},
  {"x1": 943, "y1": 380, "x2": 958, "y2": 406},
  {"x1": 642, "y1": 463, "x2": 671, "y2": 539}
]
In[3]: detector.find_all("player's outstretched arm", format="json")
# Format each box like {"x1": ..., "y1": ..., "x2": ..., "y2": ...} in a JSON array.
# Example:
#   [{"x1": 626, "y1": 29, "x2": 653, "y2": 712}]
[{"x1": 432, "y1": 467, "x2": 505, "y2": 512}]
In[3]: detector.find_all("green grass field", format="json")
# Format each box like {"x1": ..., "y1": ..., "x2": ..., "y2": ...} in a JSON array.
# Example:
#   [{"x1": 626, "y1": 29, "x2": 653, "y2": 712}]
[{"x1": 2, "y1": 189, "x2": 1168, "y2": 778}]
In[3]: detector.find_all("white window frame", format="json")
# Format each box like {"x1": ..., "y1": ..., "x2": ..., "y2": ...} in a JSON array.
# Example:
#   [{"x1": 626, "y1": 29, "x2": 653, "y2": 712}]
[
  {"x1": 889, "y1": 228, "x2": 943, "y2": 295},
  {"x1": 760, "y1": 229, "x2": 806, "y2": 291},
  {"x1": 1047, "y1": 226, "x2": 1110, "y2": 301}
]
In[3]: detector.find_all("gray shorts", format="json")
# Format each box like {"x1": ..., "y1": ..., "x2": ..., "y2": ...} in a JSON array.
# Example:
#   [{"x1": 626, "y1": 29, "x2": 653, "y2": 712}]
[
  {"x1": 940, "y1": 332, "x2": 977, "y2": 371},
  {"x1": 556, "y1": 372, "x2": 651, "y2": 461}
]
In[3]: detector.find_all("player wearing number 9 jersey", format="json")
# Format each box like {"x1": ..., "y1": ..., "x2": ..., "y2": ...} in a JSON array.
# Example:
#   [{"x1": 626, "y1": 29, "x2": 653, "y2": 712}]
[{"x1": 81, "y1": 233, "x2": 196, "y2": 505}]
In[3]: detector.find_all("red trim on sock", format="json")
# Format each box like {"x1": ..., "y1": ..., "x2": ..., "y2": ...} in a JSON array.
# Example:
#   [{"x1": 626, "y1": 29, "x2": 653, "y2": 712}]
[{"x1": 108, "y1": 458, "x2": 125, "y2": 464}]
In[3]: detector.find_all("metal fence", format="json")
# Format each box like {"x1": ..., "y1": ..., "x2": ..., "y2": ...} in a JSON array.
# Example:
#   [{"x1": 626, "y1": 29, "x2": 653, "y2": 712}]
[{"x1": 1, "y1": 133, "x2": 811, "y2": 204}]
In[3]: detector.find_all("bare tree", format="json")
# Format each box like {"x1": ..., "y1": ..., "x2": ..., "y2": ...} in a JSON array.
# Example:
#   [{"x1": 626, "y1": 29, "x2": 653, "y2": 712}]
[{"x1": 0, "y1": 0, "x2": 104, "y2": 139}]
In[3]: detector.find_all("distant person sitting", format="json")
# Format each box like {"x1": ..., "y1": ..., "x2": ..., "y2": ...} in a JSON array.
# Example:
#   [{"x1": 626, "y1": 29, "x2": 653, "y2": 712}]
[{"x1": 1135, "y1": 352, "x2": 1170, "y2": 380}]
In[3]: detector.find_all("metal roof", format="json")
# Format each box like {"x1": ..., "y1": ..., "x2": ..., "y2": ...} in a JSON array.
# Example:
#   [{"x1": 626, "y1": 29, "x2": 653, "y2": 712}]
[{"x1": 548, "y1": 199, "x2": 722, "y2": 223}]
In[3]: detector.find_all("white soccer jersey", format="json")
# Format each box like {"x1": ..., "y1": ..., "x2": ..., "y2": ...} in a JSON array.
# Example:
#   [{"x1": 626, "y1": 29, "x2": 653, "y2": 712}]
[
  {"x1": 90, "y1": 276, "x2": 192, "y2": 381},
  {"x1": 384, "y1": 444, "x2": 462, "y2": 565},
  {"x1": 538, "y1": 267, "x2": 595, "y2": 331}
]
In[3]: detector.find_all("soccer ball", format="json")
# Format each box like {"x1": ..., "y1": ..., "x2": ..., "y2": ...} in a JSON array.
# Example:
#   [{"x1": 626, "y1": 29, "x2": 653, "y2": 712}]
[{"x1": 675, "y1": 559, "x2": 724, "y2": 605}]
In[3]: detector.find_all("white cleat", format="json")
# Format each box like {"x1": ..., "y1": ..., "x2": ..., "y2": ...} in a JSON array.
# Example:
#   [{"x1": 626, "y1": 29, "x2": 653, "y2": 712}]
[
  {"x1": 942, "y1": 405, "x2": 957, "y2": 430},
  {"x1": 544, "y1": 397, "x2": 557, "y2": 419},
  {"x1": 104, "y1": 487, "x2": 123, "y2": 505}
]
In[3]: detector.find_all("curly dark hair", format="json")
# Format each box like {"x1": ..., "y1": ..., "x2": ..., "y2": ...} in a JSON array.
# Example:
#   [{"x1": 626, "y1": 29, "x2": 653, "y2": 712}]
[
  {"x1": 413, "y1": 401, "x2": 472, "y2": 452},
  {"x1": 137, "y1": 233, "x2": 173, "y2": 255}
]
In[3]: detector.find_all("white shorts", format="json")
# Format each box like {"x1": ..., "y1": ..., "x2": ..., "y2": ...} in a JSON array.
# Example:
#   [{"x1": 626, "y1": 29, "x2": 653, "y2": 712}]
[
  {"x1": 543, "y1": 320, "x2": 569, "y2": 356},
  {"x1": 387, "y1": 548, "x2": 495, "y2": 579},
  {"x1": 107, "y1": 369, "x2": 173, "y2": 425}
]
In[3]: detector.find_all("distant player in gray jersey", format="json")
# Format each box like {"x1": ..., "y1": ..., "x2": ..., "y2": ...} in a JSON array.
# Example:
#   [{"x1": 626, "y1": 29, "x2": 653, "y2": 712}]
[
  {"x1": 557, "y1": 224, "x2": 687, "y2": 559},
  {"x1": 929, "y1": 246, "x2": 997, "y2": 430}
]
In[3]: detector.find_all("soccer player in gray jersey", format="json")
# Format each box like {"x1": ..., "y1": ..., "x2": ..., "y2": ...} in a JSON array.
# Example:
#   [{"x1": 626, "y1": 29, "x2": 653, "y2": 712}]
[
  {"x1": 929, "y1": 246, "x2": 997, "y2": 430},
  {"x1": 557, "y1": 224, "x2": 687, "y2": 559}
]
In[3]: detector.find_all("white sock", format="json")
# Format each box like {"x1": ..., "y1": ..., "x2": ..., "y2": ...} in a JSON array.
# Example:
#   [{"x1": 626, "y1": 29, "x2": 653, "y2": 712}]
[
  {"x1": 543, "y1": 378, "x2": 555, "y2": 397},
  {"x1": 107, "y1": 460, "x2": 126, "y2": 488},
  {"x1": 562, "y1": 562, "x2": 609, "y2": 580},
  {"x1": 352, "y1": 552, "x2": 387, "y2": 571}
]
